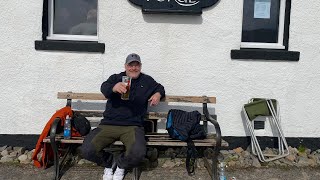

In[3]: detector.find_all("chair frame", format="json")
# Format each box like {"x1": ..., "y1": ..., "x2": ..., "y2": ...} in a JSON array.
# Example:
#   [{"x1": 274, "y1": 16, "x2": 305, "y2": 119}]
[{"x1": 243, "y1": 98, "x2": 289, "y2": 162}]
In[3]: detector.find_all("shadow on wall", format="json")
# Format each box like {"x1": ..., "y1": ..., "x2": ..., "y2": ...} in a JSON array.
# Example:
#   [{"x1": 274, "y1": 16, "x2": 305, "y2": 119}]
[{"x1": 142, "y1": 14, "x2": 203, "y2": 24}]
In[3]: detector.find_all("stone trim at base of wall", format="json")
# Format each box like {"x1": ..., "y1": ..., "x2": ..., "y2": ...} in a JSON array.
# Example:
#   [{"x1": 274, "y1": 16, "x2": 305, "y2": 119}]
[{"x1": 0, "y1": 135, "x2": 319, "y2": 151}]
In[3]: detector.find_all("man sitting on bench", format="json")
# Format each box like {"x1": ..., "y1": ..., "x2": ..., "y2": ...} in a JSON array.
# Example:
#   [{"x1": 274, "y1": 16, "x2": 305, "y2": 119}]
[{"x1": 81, "y1": 53, "x2": 165, "y2": 180}]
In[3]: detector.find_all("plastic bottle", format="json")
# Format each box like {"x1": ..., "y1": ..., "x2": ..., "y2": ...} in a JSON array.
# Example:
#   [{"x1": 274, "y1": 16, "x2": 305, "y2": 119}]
[
  {"x1": 218, "y1": 162, "x2": 227, "y2": 180},
  {"x1": 63, "y1": 115, "x2": 71, "y2": 139}
]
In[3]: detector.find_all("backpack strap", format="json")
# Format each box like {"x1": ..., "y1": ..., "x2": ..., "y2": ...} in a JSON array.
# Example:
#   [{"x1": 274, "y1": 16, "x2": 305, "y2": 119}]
[{"x1": 186, "y1": 140, "x2": 197, "y2": 176}]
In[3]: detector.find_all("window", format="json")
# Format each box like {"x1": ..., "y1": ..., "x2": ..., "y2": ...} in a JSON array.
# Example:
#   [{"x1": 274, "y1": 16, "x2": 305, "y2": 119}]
[
  {"x1": 231, "y1": 0, "x2": 300, "y2": 61},
  {"x1": 35, "y1": 0, "x2": 104, "y2": 53},
  {"x1": 48, "y1": 0, "x2": 98, "y2": 41},
  {"x1": 241, "y1": 0, "x2": 285, "y2": 49}
]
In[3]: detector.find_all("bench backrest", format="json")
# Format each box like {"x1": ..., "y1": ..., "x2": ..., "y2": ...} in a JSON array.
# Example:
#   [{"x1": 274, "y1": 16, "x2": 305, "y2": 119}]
[
  {"x1": 58, "y1": 92, "x2": 216, "y2": 103},
  {"x1": 57, "y1": 92, "x2": 216, "y2": 133}
]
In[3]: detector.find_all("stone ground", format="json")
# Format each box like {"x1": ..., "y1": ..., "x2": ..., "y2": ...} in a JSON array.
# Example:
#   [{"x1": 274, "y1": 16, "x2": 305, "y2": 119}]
[{"x1": 1, "y1": 163, "x2": 320, "y2": 180}]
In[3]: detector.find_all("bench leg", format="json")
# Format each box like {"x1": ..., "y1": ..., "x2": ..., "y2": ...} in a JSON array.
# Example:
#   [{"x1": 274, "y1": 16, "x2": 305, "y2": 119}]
[
  {"x1": 212, "y1": 149, "x2": 218, "y2": 180},
  {"x1": 50, "y1": 118, "x2": 75, "y2": 180},
  {"x1": 51, "y1": 141, "x2": 59, "y2": 180},
  {"x1": 203, "y1": 148, "x2": 219, "y2": 180},
  {"x1": 132, "y1": 167, "x2": 140, "y2": 180},
  {"x1": 50, "y1": 118, "x2": 60, "y2": 180},
  {"x1": 59, "y1": 146, "x2": 73, "y2": 173},
  {"x1": 51, "y1": 143, "x2": 73, "y2": 180},
  {"x1": 203, "y1": 103, "x2": 222, "y2": 180}
]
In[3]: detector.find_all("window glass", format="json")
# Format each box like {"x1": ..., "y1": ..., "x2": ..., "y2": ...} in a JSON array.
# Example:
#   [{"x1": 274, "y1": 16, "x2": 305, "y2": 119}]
[
  {"x1": 241, "y1": 0, "x2": 280, "y2": 43},
  {"x1": 53, "y1": 0, "x2": 97, "y2": 36}
]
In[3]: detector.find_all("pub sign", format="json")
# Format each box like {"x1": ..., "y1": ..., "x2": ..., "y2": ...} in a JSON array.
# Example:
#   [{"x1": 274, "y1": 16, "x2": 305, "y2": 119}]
[{"x1": 129, "y1": 0, "x2": 220, "y2": 15}]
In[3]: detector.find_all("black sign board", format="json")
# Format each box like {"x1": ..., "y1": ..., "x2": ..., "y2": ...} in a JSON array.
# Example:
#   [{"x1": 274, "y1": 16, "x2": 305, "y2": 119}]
[{"x1": 129, "y1": 0, "x2": 220, "y2": 15}]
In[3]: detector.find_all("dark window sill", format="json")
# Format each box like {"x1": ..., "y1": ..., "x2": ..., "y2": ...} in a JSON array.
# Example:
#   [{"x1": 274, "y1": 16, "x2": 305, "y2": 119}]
[
  {"x1": 231, "y1": 49, "x2": 300, "y2": 61},
  {"x1": 35, "y1": 40, "x2": 105, "y2": 53}
]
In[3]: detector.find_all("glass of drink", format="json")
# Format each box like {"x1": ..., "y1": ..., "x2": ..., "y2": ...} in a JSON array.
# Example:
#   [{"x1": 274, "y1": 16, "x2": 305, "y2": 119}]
[{"x1": 121, "y1": 76, "x2": 131, "y2": 100}]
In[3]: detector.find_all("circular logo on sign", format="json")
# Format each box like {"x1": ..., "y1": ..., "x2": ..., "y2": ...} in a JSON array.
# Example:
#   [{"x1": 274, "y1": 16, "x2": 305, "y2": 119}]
[{"x1": 175, "y1": 0, "x2": 200, "y2": 7}]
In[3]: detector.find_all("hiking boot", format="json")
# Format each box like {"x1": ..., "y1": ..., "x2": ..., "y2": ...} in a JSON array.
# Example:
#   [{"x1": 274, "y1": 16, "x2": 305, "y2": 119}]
[
  {"x1": 102, "y1": 168, "x2": 113, "y2": 180},
  {"x1": 113, "y1": 166, "x2": 125, "y2": 180}
]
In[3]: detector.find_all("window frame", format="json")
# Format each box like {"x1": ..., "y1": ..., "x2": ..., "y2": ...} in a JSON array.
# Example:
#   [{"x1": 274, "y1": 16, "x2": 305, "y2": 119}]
[
  {"x1": 231, "y1": 0, "x2": 300, "y2": 61},
  {"x1": 240, "y1": 0, "x2": 286, "y2": 50},
  {"x1": 35, "y1": 0, "x2": 104, "y2": 53},
  {"x1": 46, "y1": 0, "x2": 99, "y2": 42}
]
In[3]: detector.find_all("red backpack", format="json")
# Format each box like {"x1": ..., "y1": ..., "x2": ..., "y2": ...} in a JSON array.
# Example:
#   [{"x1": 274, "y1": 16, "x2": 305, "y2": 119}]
[{"x1": 32, "y1": 106, "x2": 81, "y2": 168}]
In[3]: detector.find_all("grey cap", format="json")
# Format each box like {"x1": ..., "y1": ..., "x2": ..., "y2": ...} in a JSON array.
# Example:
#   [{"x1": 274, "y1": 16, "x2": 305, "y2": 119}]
[{"x1": 125, "y1": 53, "x2": 141, "y2": 64}]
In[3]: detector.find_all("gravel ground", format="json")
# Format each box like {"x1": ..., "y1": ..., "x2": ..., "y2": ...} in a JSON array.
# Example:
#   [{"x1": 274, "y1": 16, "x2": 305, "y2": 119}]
[{"x1": 0, "y1": 163, "x2": 320, "y2": 180}]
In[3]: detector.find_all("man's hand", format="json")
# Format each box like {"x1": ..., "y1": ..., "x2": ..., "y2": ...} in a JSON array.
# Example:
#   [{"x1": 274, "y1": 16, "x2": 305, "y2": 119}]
[
  {"x1": 112, "y1": 82, "x2": 127, "y2": 94},
  {"x1": 148, "y1": 92, "x2": 161, "y2": 106}
]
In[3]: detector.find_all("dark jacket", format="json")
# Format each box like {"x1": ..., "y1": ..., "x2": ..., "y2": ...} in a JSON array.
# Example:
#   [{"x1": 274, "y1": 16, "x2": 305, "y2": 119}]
[{"x1": 100, "y1": 72, "x2": 165, "y2": 126}]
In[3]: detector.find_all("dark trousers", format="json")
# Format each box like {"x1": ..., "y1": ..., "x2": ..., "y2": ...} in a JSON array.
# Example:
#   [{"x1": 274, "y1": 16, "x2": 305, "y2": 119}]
[{"x1": 81, "y1": 125, "x2": 146, "y2": 169}]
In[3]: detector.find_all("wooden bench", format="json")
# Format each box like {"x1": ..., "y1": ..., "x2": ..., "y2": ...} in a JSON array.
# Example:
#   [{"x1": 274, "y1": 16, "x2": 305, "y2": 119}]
[{"x1": 43, "y1": 92, "x2": 228, "y2": 180}]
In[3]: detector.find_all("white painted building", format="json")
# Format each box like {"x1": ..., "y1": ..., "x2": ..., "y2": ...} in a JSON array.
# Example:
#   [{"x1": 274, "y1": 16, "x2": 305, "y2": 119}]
[{"x1": 0, "y1": 0, "x2": 319, "y2": 141}]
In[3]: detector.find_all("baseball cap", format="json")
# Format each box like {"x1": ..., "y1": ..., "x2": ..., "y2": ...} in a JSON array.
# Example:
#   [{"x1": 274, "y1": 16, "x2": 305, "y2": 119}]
[{"x1": 125, "y1": 53, "x2": 141, "y2": 64}]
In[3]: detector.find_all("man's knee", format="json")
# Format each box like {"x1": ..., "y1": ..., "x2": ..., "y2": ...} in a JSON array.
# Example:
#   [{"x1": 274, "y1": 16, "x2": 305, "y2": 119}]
[{"x1": 80, "y1": 127, "x2": 102, "y2": 160}]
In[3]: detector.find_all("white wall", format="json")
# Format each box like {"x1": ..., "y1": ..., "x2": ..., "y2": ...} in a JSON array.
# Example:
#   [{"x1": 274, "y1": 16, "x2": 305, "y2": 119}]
[{"x1": 0, "y1": 1, "x2": 319, "y2": 137}]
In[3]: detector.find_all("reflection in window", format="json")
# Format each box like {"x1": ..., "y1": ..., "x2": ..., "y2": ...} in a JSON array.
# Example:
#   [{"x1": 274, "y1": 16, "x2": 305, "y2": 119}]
[
  {"x1": 242, "y1": 0, "x2": 280, "y2": 43},
  {"x1": 52, "y1": 0, "x2": 97, "y2": 36}
]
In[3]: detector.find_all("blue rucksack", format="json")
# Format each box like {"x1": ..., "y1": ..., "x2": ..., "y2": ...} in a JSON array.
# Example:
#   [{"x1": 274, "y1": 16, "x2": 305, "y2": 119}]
[{"x1": 166, "y1": 109, "x2": 206, "y2": 141}]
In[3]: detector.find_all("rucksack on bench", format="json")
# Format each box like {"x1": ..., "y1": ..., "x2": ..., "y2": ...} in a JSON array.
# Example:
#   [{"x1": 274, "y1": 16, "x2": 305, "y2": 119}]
[
  {"x1": 166, "y1": 109, "x2": 206, "y2": 175},
  {"x1": 72, "y1": 111, "x2": 91, "y2": 136},
  {"x1": 166, "y1": 109, "x2": 206, "y2": 141}
]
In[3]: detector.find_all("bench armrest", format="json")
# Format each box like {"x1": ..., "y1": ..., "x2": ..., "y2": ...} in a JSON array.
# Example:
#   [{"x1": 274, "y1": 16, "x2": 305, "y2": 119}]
[
  {"x1": 203, "y1": 104, "x2": 221, "y2": 148},
  {"x1": 50, "y1": 118, "x2": 61, "y2": 142}
]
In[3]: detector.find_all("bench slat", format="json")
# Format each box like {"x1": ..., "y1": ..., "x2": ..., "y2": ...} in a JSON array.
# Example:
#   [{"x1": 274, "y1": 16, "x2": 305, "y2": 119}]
[
  {"x1": 75, "y1": 110, "x2": 208, "y2": 121},
  {"x1": 163, "y1": 96, "x2": 216, "y2": 103},
  {"x1": 58, "y1": 92, "x2": 216, "y2": 104},
  {"x1": 76, "y1": 110, "x2": 168, "y2": 119},
  {"x1": 43, "y1": 137, "x2": 228, "y2": 147},
  {"x1": 47, "y1": 134, "x2": 214, "y2": 139}
]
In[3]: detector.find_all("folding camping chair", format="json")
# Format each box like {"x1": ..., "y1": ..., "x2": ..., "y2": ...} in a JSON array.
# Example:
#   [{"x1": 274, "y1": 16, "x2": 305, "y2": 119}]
[{"x1": 243, "y1": 98, "x2": 289, "y2": 162}]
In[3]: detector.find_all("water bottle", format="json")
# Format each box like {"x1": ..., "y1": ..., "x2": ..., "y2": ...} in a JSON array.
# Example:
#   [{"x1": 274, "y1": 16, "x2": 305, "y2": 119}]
[
  {"x1": 218, "y1": 162, "x2": 227, "y2": 180},
  {"x1": 63, "y1": 115, "x2": 71, "y2": 139}
]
